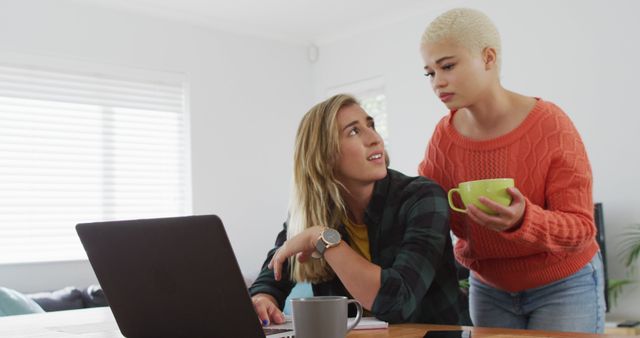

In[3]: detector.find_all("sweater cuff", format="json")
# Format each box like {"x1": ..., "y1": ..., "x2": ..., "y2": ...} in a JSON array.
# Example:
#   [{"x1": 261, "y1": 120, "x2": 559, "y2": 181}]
[{"x1": 498, "y1": 197, "x2": 541, "y2": 244}]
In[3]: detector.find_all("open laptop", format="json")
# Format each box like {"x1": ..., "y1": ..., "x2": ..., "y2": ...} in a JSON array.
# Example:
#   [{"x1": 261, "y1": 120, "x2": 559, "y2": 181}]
[{"x1": 76, "y1": 214, "x2": 294, "y2": 338}]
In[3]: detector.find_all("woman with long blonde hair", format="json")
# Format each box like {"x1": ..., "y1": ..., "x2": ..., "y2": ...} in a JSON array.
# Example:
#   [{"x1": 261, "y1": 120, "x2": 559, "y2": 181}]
[{"x1": 249, "y1": 94, "x2": 466, "y2": 325}]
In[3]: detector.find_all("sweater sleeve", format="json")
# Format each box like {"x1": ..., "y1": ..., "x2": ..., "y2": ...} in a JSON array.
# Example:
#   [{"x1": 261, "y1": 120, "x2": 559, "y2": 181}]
[
  {"x1": 500, "y1": 114, "x2": 596, "y2": 252},
  {"x1": 417, "y1": 120, "x2": 442, "y2": 178},
  {"x1": 247, "y1": 222, "x2": 295, "y2": 309},
  {"x1": 418, "y1": 150, "x2": 429, "y2": 177}
]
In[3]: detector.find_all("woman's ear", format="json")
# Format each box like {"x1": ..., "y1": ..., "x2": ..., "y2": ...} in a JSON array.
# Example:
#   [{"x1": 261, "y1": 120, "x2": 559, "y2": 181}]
[{"x1": 482, "y1": 47, "x2": 497, "y2": 70}]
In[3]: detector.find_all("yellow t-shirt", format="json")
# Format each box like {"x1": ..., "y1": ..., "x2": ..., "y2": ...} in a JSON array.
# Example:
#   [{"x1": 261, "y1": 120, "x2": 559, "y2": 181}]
[
  {"x1": 343, "y1": 218, "x2": 373, "y2": 316},
  {"x1": 343, "y1": 218, "x2": 371, "y2": 261}
]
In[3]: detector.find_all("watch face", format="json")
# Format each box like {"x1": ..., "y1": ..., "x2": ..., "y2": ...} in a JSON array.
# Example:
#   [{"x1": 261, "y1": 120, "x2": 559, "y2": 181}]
[{"x1": 324, "y1": 228, "x2": 341, "y2": 245}]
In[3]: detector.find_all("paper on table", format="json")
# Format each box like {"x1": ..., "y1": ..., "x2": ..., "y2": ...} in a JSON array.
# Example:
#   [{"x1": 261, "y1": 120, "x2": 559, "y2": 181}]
[
  {"x1": 350, "y1": 316, "x2": 388, "y2": 330},
  {"x1": 282, "y1": 315, "x2": 388, "y2": 330}
]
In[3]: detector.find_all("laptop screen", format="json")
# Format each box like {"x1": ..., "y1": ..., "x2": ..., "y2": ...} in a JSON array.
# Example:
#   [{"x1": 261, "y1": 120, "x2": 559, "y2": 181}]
[{"x1": 77, "y1": 215, "x2": 293, "y2": 338}]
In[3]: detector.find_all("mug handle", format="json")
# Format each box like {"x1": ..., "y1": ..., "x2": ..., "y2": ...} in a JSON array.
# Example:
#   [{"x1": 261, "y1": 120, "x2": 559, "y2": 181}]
[
  {"x1": 346, "y1": 299, "x2": 363, "y2": 332},
  {"x1": 447, "y1": 188, "x2": 467, "y2": 213}
]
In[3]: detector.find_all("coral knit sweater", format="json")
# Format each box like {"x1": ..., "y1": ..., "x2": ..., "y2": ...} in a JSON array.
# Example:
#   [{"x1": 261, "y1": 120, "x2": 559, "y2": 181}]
[{"x1": 418, "y1": 98, "x2": 598, "y2": 292}]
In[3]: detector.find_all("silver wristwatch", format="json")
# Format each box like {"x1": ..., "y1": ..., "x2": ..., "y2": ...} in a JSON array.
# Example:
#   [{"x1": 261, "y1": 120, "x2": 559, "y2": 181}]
[{"x1": 312, "y1": 227, "x2": 341, "y2": 258}]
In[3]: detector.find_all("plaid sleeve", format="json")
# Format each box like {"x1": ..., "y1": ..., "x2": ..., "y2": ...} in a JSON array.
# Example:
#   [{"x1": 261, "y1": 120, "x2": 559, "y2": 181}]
[
  {"x1": 370, "y1": 183, "x2": 454, "y2": 323},
  {"x1": 248, "y1": 223, "x2": 295, "y2": 309}
]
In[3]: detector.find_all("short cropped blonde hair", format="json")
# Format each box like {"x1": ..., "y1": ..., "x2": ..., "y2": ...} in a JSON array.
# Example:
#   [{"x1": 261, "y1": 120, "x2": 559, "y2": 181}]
[{"x1": 421, "y1": 8, "x2": 502, "y2": 70}]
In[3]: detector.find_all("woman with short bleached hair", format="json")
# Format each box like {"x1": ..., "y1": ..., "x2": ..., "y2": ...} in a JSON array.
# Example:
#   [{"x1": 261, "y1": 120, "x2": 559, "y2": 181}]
[
  {"x1": 249, "y1": 94, "x2": 467, "y2": 325},
  {"x1": 418, "y1": 8, "x2": 604, "y2": 333}
]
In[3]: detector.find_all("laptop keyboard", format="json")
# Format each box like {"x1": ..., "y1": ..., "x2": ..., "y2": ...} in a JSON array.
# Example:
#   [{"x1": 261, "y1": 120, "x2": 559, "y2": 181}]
[{"x1": 263, "y1": 327, "x2": 294, "y2": 337}]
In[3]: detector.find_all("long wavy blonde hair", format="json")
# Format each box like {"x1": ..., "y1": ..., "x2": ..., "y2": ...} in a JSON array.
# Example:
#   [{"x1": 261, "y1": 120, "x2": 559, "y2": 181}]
[{"x1": 287, "y1": 94, "x2": 357, "y2": 283}]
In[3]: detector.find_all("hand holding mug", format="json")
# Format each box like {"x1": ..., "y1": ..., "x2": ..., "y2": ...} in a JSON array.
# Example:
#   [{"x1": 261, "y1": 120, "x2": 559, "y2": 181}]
[
  {"x1": 448, "y1": 178, "x2": 525, "y2": 232},
  {"x1": 467, "y1": 187, "x2": 526, "y2": 232}
]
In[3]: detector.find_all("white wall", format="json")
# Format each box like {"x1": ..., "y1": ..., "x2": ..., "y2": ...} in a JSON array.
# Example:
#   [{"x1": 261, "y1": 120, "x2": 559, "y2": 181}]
[
  {"x1": 0, "y1": 0, "x2": 311, "y2": 292},
  {"x1": 2, "y1": 0, "x2": 640, "y2": 321},
  {"x1": 311, "y1": 0, "x2": 640, "y2": 318}
]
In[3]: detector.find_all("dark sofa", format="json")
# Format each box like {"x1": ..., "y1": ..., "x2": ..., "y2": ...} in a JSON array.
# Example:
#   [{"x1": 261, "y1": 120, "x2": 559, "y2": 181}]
[{"x1": 26, "y1": 285, "x2": 107, "y2": 312}]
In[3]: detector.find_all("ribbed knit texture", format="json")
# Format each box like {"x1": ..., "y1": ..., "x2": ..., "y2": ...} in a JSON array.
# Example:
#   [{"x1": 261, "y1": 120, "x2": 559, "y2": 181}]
[{"x1": 419, "y1": 99, "x2": 598, "y2": 292}]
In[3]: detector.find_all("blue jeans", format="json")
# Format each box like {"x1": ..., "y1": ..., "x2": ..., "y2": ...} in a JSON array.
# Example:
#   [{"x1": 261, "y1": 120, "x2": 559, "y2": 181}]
[{"x1": 469, "y1": 252, "x2": 605, "y2": 333}]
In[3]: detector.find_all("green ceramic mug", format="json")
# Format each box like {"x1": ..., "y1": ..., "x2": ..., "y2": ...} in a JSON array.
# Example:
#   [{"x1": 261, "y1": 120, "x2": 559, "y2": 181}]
[{"x1": 447, "y1": 178, "x2": 515, "y2": 215}]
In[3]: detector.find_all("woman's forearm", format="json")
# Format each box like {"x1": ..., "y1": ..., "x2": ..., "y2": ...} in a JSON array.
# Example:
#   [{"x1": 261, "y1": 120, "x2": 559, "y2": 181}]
[{"x1": 324, "y1": 241, "x2": 381, "y2": 310}]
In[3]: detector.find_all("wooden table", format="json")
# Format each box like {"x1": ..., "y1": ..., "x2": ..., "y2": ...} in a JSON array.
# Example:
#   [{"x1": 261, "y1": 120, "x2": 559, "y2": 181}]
[
  {"x1": 348, "y1": 323, "x2": 639, "y2": 338},
  {"x1": 0, "y1": 307, "x2": 635, "y2": 337}
]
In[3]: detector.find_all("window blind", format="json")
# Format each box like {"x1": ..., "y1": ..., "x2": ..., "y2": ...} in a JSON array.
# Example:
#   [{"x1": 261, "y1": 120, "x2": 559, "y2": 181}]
[
  {"x1": 0, "y1": 64, "x2": 190, "y2": 264},
  {"x1": 326, "y1": 77, "x2": 389, "y2": 145},
  {"x1": 358, "y1": 90, "x2": 388, "y2": 145}
]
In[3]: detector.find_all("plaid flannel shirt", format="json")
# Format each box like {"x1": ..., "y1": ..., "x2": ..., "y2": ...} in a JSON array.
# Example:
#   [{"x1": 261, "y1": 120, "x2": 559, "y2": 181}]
[{"x1": 249, "y1": 169, "x2": 467, "y2": 325}]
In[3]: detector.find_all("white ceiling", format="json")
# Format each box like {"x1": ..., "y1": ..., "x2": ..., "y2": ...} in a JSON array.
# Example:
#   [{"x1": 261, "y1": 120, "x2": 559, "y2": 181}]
[{"x1": 78, "y1": 0, "x2": 435, "y2": 45}]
